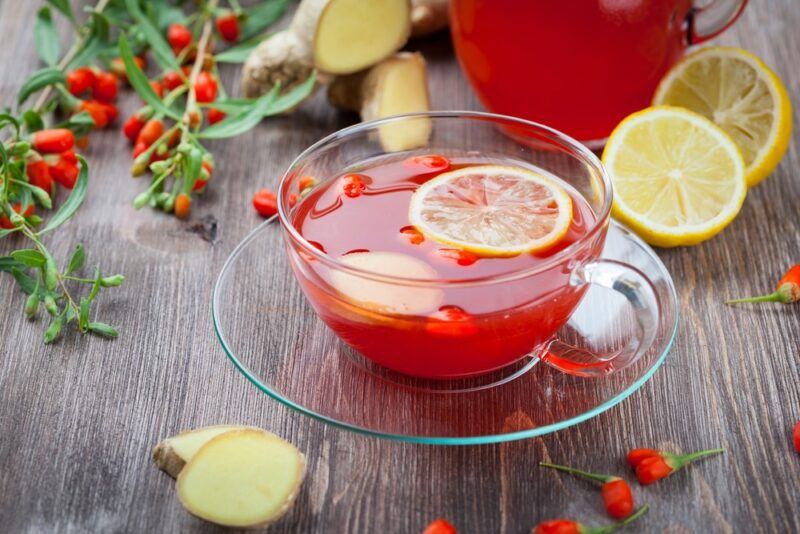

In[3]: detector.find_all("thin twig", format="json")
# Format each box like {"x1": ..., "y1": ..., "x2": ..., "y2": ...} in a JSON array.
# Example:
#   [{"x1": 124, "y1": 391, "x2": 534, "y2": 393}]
[{"x1": 182, "y1": 0, "x2": 218, "y2": 140}]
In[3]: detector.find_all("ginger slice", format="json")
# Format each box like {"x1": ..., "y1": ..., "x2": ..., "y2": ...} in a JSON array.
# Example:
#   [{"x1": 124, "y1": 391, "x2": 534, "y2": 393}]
[
  {"x1": 328, "y1": 52, "x2": 432, "y2": 151},
  {"x1": 242, "y1": 0, "x2": 411, "y2": 98},
  {"x1": 176, "y1": 429, "x2": 306, "y2": 528},
  {"x1": 152, "y1": 425, "x2": 252, "y2": 478},
  {"x1": 410, "y1": 0, "x2": 449, "y2": 37}
]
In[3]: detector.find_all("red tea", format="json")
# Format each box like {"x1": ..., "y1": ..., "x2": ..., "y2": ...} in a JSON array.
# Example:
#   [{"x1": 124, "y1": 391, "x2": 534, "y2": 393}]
[{"x1": 288, "y1": 156, "x2": 602, "y2": 378}]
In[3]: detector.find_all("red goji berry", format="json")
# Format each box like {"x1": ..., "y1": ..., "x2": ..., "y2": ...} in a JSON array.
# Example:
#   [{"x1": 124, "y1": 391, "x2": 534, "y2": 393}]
[
  {"x1": 540, "y1": 463, "x2": 633, "y2": 520},
  {"x1": 149, "y1": 79, "x2": 164, "y2": 98},
  {"x1": 92, "y1": 71, "x2": 118, "y2": 102},
  {"x1": 46, "y1": 150, "x2": 79, "y2": 189},
  {"x1": 252, "y1": 189, "x2": 278, "y2": 217},
  {"x1": 215, "y1": 10, "x2": 240, "y2": 42},
  {"x1": 66, "y1": 67, "x2": 96, "y2": 96},
  {"x1": 534, "y1": 505, "x2": 649, "y2": 534},
  {"x1": 78, "y1": 100, "x2": 110, "y2": 128},
  {"x1": 628, "y1": 448, "x2": 724, "y2": 485},
  {"x1": 123, "y1": 115, "x2": 146, "y2": 143},
  {"x1": 132, "y1": 141, "x2": 148, "y2": 159},
  {"x1": 167, "y1": 23, "x2": 192, "y2": 53},
  {"x1": 422, "y1": 518, "x2": 456, "y2": 534},
  {"x1": 425, "y1": 305, "x2": 479, "y2": 337},
  {"x1": 728, "y1": 265, "x2": 800, "y2": 304},
  {"x1": 341, "y1": 173, "x2": 367, "y2": 198},
  {"x1": 793, "y1": 421, "x2": 800, "y2": 455},
  {"x1": 174, "y1": 193, "x2": 191, "y2": 219},
  {"x1": 163, "y1": 70, "x2": 184, "y2": 91},
  {"x1": 136, "y1": 119, "x2": 164, "y2": 147},
  {"x1": 26, "y1": 159, "x2": 53, "y2": 194},
  {"x1": 404, "y1": 154, "x2": 451, "y2": 173},
  {"x1": 399, "y1": 225, "x2": 424, "y2": 245},
  {"x1": 110, "y1": 56, "x2": 145, "y2": 82},
  {"x1": 194, "y1": 71, "x2": 218, "y2": 103},
  {"x1": 32, "y1": 129, "x2": 75, "y2": 154},
  {"x1": 206, "y1": 107, "x2": 226, "y2": 125},
  {"x1": 436, "y1": 248, "x2": 478, "y2": 266},
  {"x1": 0, "y1": 203, "x2": 34, "y2": 229}
]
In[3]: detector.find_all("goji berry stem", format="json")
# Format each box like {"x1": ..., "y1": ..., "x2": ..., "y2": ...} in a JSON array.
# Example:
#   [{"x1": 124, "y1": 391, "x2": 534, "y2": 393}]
[
  {"x1": 727, "y1": 265, "x2": 800, "y2": 305},
  {"x1": 539, "y1": 462, "x2": 616, "y2": 484},
  {"x1": 590, "y1": 504, "x2": 650, "y2": 534},
  {"x1": 665, "y1": 448, "x2": 725, "y2": 470},
  {"x1": 182, "y1": 0, "x2": 218, "y2": 143}
]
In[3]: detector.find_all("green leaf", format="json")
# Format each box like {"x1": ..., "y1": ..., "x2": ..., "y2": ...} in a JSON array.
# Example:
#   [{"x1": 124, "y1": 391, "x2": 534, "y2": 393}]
[
  {"x1": 269, "y1": 73, "x2": 318, "y2": 114},
  {"x1": 46, "y1": 0, "x2": 75, "y2": 24},
  {"x1": 214, "y1": 34, "x2": 269, "y2": 63},
  {"x1": 88, "y1": 11, "x2": 110, "y2": 42},
  {"x1": 184, "y1": 147, "x2": 203, "y2": 192},
  {"x1": 44, "y1": 313, "x2": 65, "y2": 344},
  {"x1": 88, "y1": 322, "x2": 118, "y2": 338},
  {"x1": 17, "y1": 68, "x2": 65, "y2": 106},
  {"x1": 28, "y1": 184, "x2": 53, "y2": 209},
  {"x1": 241, "y1": 0, "x2": 288, "y2": 40},
  {"x1": 79, "y1": 297, "x2": 90, "y2": 331},
  {"x1": 67, "y1": 35, "x2": 103, "y2": 69},
  {"x1": 34, "y1": 7, "x2": 61, "y2": 67},
  {"x1": 10, "y1": 249, "x2": 47, "y2": 268},
  {"x1": 118, "y1": 34, "x2": 181, "y2": 120},
  {"x1": 0, "y1": 257, "x2": 25, "y2": 272},
  {"x1": 66, "y1": 245, "x2": 85, "y2": 275},
  {"x1": 41, "y1": 155, "x2": 88, "y2": 234},
  {"x1": 88, "y1": 266, "x2": 102, "y2": 301},
  {"x1": 206, "y1": 98, "x2": 253, "y2": 114},
  {"x1": 11, "y1": 268, "x2": 37, "y2": 295},
  {"x1": 22, "y1": 110, "x2": 44, "y2": 132},
  {"x1": 43, "y1": 255, "x2": 58, "y2": 291},
  {"x1": 198, "y1": 84, "x2": 281, "y2": 139},
  {"x1": 124, "y1": 0, "x2": 180, "y2": 71},
  {"x1": 0, "y1": 113, "x2": 21, "y2": 137}
]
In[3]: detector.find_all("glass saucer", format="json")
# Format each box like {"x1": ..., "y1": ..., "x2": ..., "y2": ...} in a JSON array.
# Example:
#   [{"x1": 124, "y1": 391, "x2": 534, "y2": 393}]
[{"x1": 212, "y1": 220, "x2": 678, "y2": 445}]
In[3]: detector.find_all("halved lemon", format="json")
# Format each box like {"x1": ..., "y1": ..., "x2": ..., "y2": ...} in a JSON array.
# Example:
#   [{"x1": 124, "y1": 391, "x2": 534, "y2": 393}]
[
  {"x1": 653, "y1": 46, "x2": 792, "y2": 187},
  {"x1": 408, "y1": 165, "x2": 573, "y2": 256},
  {"x1": 602, "y1": 106, "x2": 747, "y2": 247}
]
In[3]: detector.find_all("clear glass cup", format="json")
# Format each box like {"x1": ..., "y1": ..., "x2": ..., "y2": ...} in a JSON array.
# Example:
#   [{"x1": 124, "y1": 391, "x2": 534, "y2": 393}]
[{"x1": 277, "y1": 112, "x2": 661, "y2": 379}]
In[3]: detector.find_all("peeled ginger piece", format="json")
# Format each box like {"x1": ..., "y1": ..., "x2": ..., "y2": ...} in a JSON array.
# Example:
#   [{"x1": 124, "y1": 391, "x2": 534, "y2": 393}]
[
  {"x1": 152, "y1": 424, "x2": 249, "y2": 478},
  {"x1": 176, "y1": 429, "x2": 306, "y2": 528}
]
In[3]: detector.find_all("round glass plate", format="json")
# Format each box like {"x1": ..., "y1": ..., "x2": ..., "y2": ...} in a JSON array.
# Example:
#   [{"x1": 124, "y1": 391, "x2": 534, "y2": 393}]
[{"x1": 212, "y1": 220, "x2": 678, "y2": 445}]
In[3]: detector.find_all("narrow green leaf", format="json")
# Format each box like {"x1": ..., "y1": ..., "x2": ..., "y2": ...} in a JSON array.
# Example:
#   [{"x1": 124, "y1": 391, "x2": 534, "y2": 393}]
[
  {"x1": 88, "y1": 11, "x2": 110, "y2": 42},
  {"x1": 206, "y1": 98, "x2": 253, "y2": 114},
  {"x1": 118, "y1": 35, "x2": 181, "y2": 120},
  {"x1": 44, "y1": 313, "x2": 65, "y2": 344},
  {"x1": 269, "y1": 73, "x2": 317, "y2": 114},
  {"x1": 17, "y1": 68, "x2": 65, "y2": 106},
  {"x1": 241, "y1": 0, "x2": 288, "y2": 40},
  {"x1": 198, "y1": 84, "x2": 281, "y2": 139},
  {"x1": 88, "y1": 266, "x2": 102, "y2": 301},
  {"x1": 21, "y1": 110, "x2": 44, "y2": 133},
  {"x1": 0, "y1": 113, "x2": 21, "y2": 137},
  {"x1": 46, "y1": 0, "x2": 75, "y2": 24},
  {"x1": 35, "y1": 7, "x2": 61, "y2": 67},
  {"x1": 41, "y1": 155, "x2": 88, "y2": 233},
  {"x1": 10, "y1": 249, "x2": 47, "y2": 268},
  {"x1": 184, "y1": 147, "x2": 203, "y2": 192},
  {"x1": 79, "y1": 297, "x2": 90, "y2": 331},
  {"x1": 66, "y1": 245, "x2": 85, "y2": 275},
  {"x1": 124, "y1": 0, "x2": 180, "y2": 71},
  {"x1": 66, "y1": 35, "x2": 103, "y2": 69},
  {"x1": 215, "y1": 34, "x2": 269, "y2": 63},
  {"x1": 0, "y1": 257, "x2": 25, "y2": 272},
  {"x1": 11, "y1": 268, "x2": 37, "y2": 295},
  {"x1": 88, "y1": 322, "x2": 119, "y2": 338}
]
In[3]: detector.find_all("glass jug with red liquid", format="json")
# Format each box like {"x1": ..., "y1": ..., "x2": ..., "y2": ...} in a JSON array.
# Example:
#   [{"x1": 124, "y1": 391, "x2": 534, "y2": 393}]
[{"x1": 450, "y1": 0, "x2": 747, "y2": 146}]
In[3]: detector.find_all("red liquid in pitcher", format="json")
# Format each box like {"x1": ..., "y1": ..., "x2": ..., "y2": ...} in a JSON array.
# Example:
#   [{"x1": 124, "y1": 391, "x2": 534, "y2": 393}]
[
  {"x1": 450, "y1": 0, "x2": 693, "y2": 142},
  {"x1": 289, "y1": 156, "x2": 601, "y2": 378}
]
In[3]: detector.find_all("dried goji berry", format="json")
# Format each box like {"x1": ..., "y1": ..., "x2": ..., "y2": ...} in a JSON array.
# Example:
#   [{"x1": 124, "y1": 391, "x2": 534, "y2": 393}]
[
  {"x1": 216, "y1": 10, "x2": 240, "y2": 42},
  {"x1": 92, "y1": 71, "x2": 118, "y2": 102},
  {"x1": 404, "y1": 154, "x2": 451, "y2": 173},
  {"x1": 174, "y1": 193, "x2": 191, "y2": 219},
  {"x1": 422, "y1": 518, "x2": 456, "y2": 534},
  {"x1": 628, "y1": 447, "x2": 724, "y2": 485},
  {"x1": 341, "y1": 174, "x2": 367, "y2": 198},
  {"x1": 399, "y1": 225, "x2": 424, "y2": 245},
  {"x1": 436, "y1": 248, "x2": 478, "y2": 266},
  {"x1": 32, "y1": 129, "x2": 75, "y2": 154},
  {"x1": 298, "y1": 175, "x2": 317, "y2": 191},
  {"x1": 252, "y1": 188, "x2": 278, "y2": 217},
  {"x1": 194, "y1": 71, "x2": 218, "y2": 103}
]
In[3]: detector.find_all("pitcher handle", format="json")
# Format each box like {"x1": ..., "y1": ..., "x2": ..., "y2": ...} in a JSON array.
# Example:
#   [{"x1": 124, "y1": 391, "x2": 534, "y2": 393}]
[
  {"x1": 688, "y1": 0, "x2": 748, "y2": 43},
  {"x1": 537, "y1": 260, "x2": 660, "y2": 378}
]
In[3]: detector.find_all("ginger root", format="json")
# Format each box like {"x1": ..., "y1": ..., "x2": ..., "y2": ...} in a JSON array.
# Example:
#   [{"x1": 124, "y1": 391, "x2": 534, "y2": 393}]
[
  {"x1": 152, "y1": 424, "x2": 251, "y2": 478},
  {"x1": 176, "y1": 429, "x2": 306, "y2": 529},
  {"x1": 411, "y1": 0, "x2": 449, "y2": 37},
  {"x1": 242, "y1": 0, "x2": 411, "y2": 98},
  {"x1": 328, "y1": 52, "x2": 432, "y2": 151}
]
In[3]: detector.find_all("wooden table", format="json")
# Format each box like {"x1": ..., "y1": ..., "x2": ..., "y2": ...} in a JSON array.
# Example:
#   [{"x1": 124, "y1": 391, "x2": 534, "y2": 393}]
[{"x1": 2, "y1": 2, "x2": 799, "y2": 532}]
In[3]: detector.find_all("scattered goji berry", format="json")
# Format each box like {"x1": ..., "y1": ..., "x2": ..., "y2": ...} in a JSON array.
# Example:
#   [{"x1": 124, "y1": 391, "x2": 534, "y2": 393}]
[
  {"x1": 26, "y1": 158, "x2": 53, "y2": 194},
  {"x1": 136, "y1": 119, "x2": 164, "y2": 147},
  {"x1": 793, "y1": 421, "x2": 800, "y2": 455},
  {"x1": 32, "y1": 128, "x2": 75, "y2": 154},
  {"x1": 252, "y1": 188, "x2": 278, "y2": 217},
  {"x1": 46, "y1": 150, "x2": 79, "y2": 189},
  {"x1": 422, "y1": 518, "x2": 456, "y2": 534},
  {"x1": 425, "y1": 305, "x2": 479, "y2": 337},
  {"x1": 341, "y1": 173, "x2": 367, "y2": 198},
  {"x1": 399, "y1": 225, "x2": 424, "y2": 245},
  {"x1": 216, "y1": 10, "x2": 240, "y2": 42},
  {"x1": 174, "y1": 193, "x2": 191, "y2": 219},
  {"x1": 167, "y1": 23, "x2": 192, "y2": 53},
  {"x1": 540, "y1": 463, "x2": 633, "y2": 520},
  {"x1": 194, "y1": 71, "x2": 218, "y2": 103},
  {"x1": 92, "y1": 71, "x2": 118, "y2": 102},
  {"x1": 207, "y1": 107, "x2": 226, "y2": 125},
  {"x1": 436, "y1": 248, "x2": 478, "y2": 266},
  {"x1": 534, "y1": 505, "x2": 649, "y2": 534},
  {"x1": 404, "y1": 154, "x2": 451, "y2": 173},
  {"x1": 728, "y1": 265, "x2": 800, "y2": 304},
  {"x1": 66, "y1": 67, "x2": 96, "y2": 96},
  {"x1": 628, "y1": 448, "x2": 724, "y2": 485}
]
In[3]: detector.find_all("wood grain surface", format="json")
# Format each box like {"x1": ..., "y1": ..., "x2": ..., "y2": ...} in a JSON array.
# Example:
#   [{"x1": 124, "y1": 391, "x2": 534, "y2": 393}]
[{"x1": 1, "y1": 1, "x2": 799, "y2": 532}]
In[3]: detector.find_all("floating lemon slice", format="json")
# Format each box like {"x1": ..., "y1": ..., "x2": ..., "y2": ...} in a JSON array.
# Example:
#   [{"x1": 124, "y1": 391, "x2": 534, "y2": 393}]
[
  {"x1": 653, "y1": 46, "x2": 792, "y2": 187},
  {"x1": 408, "y1": 165, "x2": 573, "y2": 256},
  {"x1": 602, "y1": 106, "x2": 747, "y2": 247}
]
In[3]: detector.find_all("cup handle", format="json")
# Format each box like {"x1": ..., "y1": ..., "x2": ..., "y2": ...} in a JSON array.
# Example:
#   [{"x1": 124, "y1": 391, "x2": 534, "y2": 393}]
[
  {"x1": 537, "y1": 259, "x2": 660, "y2": 378},
  {"x1": 687, "y1": 0, "x2": 748, "y2": 43}
]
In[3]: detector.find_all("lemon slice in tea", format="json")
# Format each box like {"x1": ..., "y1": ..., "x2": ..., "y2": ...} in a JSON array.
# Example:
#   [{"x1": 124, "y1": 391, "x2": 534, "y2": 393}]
[{"x1": 408, "y1": 165, "x2": 573, "y2": 256}]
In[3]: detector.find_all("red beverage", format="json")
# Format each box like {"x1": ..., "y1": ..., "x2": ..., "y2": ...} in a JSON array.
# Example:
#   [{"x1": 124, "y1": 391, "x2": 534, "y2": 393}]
[
  {"x1": 450, "y1": 0, "x2": 745, "y2": 144},
  {"x1": 287, "y1": 155, "x2": 601, "y2": 378}
]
